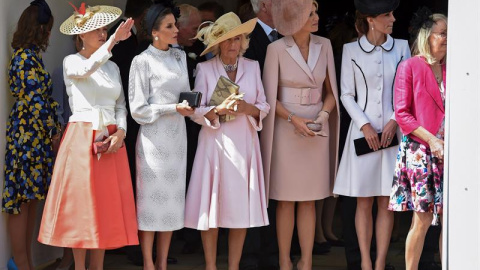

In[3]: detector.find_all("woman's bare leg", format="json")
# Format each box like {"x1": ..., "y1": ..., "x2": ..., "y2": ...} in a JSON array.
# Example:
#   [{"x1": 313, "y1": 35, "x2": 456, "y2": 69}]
[
  {"x1": 277, "y1": 201, "x2": 295, "y2": 270},
  {"x1": 374, "y1": 197, "x2": 394, "y2": 270},
  {"x1": 356, "y1": 197, "x2": 374, "y2": 270},
  {"x1": 296, "y1": 201, "x2": 316, "y2": 270},
  {"x1": 201, "y1": 228, "x2": 219, "y2": 270},
  {"x1": 405, "y1": 212, "x2": 433, "y2": 270}
]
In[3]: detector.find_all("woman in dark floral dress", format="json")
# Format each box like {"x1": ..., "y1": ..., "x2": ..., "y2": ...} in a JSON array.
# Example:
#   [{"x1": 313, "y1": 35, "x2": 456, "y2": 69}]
[
  {"x1": 388, "y1": 10, "x2": 448, "y2": 270},
  {"x1": 2, "y1": 1, "x2": 60, "y2": 269}
]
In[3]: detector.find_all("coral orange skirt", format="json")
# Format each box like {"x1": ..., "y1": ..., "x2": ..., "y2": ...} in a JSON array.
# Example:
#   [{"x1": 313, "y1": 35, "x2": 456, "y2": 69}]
[{"x1": 38, "y1": 122, "x2": 138, "y2": 249}]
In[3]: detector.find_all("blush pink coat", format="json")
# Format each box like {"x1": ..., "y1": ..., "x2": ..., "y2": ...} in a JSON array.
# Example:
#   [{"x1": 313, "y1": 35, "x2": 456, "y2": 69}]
[
  {"x1": 184, "y1": 56, "x2": 270, "y2": 230},
  {"x1": 395, "y1": 56, "x2": 446, "y2": 146},
  {"x1": 261, "y1": 35, "x2": 340, "y2": 201}
]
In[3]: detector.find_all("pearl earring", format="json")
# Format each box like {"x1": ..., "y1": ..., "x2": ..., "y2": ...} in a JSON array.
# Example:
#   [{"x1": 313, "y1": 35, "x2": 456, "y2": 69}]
[
  {"x1": 82, "y1": 47, "x2": 85, "y2": 50},
  {"x1": 154, "y1": 36, "x2": 159, "y2": 41}
]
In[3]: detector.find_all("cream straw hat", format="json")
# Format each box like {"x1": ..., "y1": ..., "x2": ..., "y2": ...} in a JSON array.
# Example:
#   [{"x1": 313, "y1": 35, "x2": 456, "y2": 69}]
[
  {"x1": 195, "y1": 12, "x2": 257, "y2": 56},
  {"x1": 60, "y1": 2, "x2": 122, "y2": 35}
]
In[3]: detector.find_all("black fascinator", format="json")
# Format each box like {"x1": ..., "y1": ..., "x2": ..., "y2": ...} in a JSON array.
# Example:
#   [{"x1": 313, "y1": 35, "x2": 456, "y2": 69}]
[
  {"x1": 146, "y1": 0, "x2": 180, "y2": 35},
  {"x1": 30, "y1": 0, "x2": 52, "y2": 24},
  {"x1": 410, "y1": 7, "x2": 434, "y2": 38}
]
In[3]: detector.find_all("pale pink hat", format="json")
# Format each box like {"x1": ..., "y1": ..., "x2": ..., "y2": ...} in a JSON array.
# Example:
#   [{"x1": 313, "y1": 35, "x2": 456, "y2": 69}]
[{"x1": 272, "y1": 0, "x2": 313, "y2": 36}]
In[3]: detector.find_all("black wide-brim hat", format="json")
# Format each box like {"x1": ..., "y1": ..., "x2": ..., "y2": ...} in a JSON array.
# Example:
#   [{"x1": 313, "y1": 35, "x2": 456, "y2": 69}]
[{"x1": 354, "y1": 0, "x2": 400, "y2": 14}]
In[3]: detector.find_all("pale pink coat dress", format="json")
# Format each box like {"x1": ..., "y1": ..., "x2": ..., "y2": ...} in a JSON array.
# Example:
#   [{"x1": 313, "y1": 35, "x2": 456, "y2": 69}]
[
  {"x1": 261, "y1": 35, "x2": 340, "y2": 201},
  {"x1": 184, "y1": 56, "x2": 270, "y2": 230}
]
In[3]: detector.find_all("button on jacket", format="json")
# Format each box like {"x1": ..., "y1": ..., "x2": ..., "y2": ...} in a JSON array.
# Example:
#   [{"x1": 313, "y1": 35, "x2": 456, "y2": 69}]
[{"x1": 334, "y1": 35, "x2": 410, "y2": 197}]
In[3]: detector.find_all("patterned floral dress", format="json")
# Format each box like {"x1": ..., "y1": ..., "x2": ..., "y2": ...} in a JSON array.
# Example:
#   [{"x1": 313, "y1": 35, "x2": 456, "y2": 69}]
[
  {"x1": 2, "y1": 47, "x2": 60, "y2": 214},
  {"x1": 389, "y1": 83, "x2": 445, "y2": 224}
]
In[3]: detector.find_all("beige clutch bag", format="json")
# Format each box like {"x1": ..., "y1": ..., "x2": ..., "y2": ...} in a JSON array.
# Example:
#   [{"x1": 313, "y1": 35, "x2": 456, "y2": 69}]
[{"x1": 209, "y1": 76, "x2": 240, "y2": 122}]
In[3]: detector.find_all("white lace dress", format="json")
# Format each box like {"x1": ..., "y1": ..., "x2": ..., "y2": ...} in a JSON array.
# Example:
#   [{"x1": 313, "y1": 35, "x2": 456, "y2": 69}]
[{"x1": 129, "y1": 45, "x2": 189, "y2": 231}]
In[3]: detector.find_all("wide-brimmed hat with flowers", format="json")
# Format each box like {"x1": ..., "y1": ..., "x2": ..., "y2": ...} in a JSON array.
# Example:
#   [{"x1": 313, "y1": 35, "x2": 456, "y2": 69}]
[
  {"x1": 272, "y1": 0, "x2": 313, "y2": 36},
  {"x1": 195, "y1": 12, "x2": 257, "y2": 56},
  {"x1": 60, "y1": 2, "x2": 122, "y2": 35}
]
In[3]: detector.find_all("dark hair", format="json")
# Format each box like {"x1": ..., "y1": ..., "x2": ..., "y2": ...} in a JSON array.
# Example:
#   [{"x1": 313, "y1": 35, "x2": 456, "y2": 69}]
[
  {"x1": 355, "y1": 10, "x2": 379, "y2": 35},
  {"x1": 152, "y1": 8, "x2": 174, "y2": 33},
  {"x1": 11, "y1": 5, "x2": 53, "y2": 51},
  {"x1": 198, "y1": 1, "x2": 225, "y2": 20},
  {"x1": 145, "y1": 1, "x2": 180, "y2": 36},
  {"x1": 125, "y1": 0, "x2": 152, "y2": 18}
]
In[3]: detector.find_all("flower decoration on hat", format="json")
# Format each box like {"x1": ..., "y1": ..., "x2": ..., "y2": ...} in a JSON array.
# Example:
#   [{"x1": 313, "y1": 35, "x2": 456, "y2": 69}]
[
  {"x1": 193, "y1": 13, "x2": 256, "y2": 56},
  {"x1": 60, "y1": 3, "x2": 122, "y2": 35},
  {"x1": 195, "y1": 21, "x2": 228, "y2": 47},
  {"x1": 409, "y1": 7, "x2": 434, "y2": 39},
  {"x1": 69, "y1": 2, "x2": 100, "y2": 28}
]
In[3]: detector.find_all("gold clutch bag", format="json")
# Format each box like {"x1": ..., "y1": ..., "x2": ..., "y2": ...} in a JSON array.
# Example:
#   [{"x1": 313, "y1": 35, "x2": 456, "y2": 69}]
[{"x1": 209, "y1": 76, "x2": 240, "y2": 122}]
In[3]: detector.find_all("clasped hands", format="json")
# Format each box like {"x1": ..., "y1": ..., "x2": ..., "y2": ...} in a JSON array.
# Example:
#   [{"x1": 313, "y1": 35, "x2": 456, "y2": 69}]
[
  {"x1": 214, "y1": 93, "x2": 249, "y2": 116},
  {"x1": 292, "y1": 111, "x2": 329, "y2": 137},
  {"x1": 361, "y1": 120, "x2": 397, "y2": 151}
]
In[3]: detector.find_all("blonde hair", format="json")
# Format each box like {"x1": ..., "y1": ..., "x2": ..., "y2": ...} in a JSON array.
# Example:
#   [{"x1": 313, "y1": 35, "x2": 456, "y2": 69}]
[
  {"x1": 412, "y1": 13, "x2": 448, "y2": 64},
  {"x1": 209, "y1": 34, "x2": 250, "y2": 56}
]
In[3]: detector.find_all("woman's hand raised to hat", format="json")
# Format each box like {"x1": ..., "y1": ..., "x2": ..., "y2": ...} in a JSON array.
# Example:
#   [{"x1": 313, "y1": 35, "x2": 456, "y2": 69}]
[{"x1": 112, "y1": 18, "x2": 134, "y2": 43}]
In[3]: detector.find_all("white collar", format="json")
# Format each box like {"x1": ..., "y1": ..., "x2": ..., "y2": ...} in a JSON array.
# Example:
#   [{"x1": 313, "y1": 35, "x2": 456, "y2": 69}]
[
  {"x1": 358, "y1": 34, "x2": 395, "y2": 53},
  {"x1": 257, "y1": 18, "x2": 275, "y2": 36}
]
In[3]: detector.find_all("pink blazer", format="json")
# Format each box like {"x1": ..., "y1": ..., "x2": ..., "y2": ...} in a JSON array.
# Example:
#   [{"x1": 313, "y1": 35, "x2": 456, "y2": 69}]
[{"x1": 395, "y1": 56, "x2": 446, "y2": 146}]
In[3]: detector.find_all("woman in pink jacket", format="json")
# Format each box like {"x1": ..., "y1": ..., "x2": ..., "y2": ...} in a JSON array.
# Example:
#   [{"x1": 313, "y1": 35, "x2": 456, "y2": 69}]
[{"x1": 388, "y1": 10, "x2": 447, "y2": 270}]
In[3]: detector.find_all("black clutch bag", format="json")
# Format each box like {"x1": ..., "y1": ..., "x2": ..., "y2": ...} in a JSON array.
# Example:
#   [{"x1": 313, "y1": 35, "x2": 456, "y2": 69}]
[
  {"x1": 179, "y1": 91, "x2": 202, "y2": 108},
  {"x1": 353, "y1": 132, "x2": 399, "y2": 156}
]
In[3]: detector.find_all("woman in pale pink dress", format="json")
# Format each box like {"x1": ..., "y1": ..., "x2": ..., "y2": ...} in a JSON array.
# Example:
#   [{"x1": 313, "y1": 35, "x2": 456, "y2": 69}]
[{"x1": 184, "y1": 12, "x2": 269, "y2": 270}]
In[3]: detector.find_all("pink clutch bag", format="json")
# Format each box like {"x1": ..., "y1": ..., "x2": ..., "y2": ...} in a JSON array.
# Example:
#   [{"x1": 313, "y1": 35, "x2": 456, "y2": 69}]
[{"x1": 92, "y1": 141, "x2": 111, "y2": 154}]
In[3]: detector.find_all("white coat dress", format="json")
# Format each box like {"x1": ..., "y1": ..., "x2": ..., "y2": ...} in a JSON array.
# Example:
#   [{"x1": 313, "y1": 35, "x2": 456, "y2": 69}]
[{"x1": 333, "y1": 35, "x2": 410, "y2": 197}]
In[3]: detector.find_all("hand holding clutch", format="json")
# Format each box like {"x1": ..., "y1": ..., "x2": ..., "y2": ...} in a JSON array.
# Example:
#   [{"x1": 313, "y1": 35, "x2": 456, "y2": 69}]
[
  {"x1": 178, "y1": 91, "x2": 202, "y2": 108},
  {"x1": 312, "y1": 111, "x2": 329, "y2": 137},
  {"x1": 209, "y1": 76, "x2": 240, "y2": 122}
]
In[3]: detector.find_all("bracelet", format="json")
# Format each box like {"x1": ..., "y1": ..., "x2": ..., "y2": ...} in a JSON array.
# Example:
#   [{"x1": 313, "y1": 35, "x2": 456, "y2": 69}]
[
  {"x1": 321, "y1": 110, "x2": 330, "y2": 115},
  {"x1": 287, "y1": 112, "x2": 295, "y2": 122}
]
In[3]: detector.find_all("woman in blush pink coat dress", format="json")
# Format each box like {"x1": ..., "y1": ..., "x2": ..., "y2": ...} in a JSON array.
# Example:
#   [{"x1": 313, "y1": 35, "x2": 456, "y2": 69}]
[
  {"x1": 261, "y1": 1, "x2": 340, "y2": 269},
  {"x1": 184, "y1": 13, "x2": 270, "y2": 270}
]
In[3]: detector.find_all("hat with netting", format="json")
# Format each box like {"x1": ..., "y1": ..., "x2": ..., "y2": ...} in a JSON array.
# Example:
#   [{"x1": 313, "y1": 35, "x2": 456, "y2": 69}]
[{"x1": 60, "y1": 2, "x2": 122, "y2": 35}]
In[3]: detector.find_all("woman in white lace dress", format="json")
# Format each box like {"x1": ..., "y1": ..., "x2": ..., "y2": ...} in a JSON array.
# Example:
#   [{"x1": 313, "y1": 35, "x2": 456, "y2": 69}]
[{"x1": 128, "y1": 2, "x2": 194, "y2": 269}]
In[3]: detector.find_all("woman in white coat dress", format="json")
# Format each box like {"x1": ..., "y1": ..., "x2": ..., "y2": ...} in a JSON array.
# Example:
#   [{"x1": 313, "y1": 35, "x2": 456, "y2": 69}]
[{"x1": 333, "y1": 0, "x2": 410, "y2": 269}]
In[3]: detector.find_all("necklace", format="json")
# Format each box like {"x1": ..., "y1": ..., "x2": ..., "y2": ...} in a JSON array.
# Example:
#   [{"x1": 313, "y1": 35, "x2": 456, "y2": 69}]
[
  {"x1": 220, "y1": 57, "x2": 238, "y2": 72},
  {"x1": 431, "y1": 64, "x2": 443, "y2": 85}
]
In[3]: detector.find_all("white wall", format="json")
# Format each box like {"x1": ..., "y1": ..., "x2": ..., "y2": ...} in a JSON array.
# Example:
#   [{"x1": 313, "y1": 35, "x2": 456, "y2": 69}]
[
  {"x1": 445, "y1": 0, "x2": 480, "y2": 268},
  {"x1": 0, "y1": 1, "x2": 126, "y2": 268},
  {"x1": 0, "y1": 1, "x2": 12, "y2": 270}
]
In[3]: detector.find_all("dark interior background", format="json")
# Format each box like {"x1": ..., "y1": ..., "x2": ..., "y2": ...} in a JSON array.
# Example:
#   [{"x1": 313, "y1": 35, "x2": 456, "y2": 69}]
[{"x1": 180, "y1": 0, "x2": 448, "y2": 41}]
